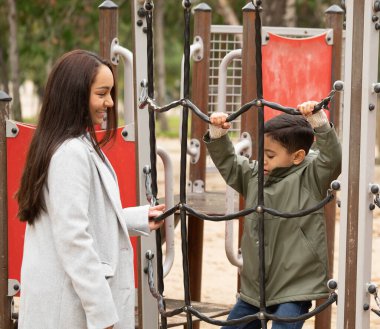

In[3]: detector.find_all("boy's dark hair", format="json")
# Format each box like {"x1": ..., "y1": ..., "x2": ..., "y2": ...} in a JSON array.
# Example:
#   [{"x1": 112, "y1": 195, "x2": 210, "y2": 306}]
[{"x1": 264, "y1": 113, "x2": 314, "y2": 154}]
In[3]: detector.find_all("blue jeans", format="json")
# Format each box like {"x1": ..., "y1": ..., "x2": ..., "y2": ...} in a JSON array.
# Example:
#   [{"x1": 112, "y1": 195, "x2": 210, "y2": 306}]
[{"x1": 221, "y1": 298, "x2": 312, "y2": 329}]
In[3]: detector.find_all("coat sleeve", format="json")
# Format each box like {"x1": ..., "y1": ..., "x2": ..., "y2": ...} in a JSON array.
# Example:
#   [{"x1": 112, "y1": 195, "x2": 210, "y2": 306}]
[
  {"x1": 46, "y1": 140, "x2": 119, "y2": 329},
  {"x1": 204, "y1": 132, "x2": 257, "y2": 196},
  {"x1": 122, "y1": 205, "x2": 150, "y2": 236},
  {"x1": 306, "y1": 124, "x2": 342, "y2": 198}
]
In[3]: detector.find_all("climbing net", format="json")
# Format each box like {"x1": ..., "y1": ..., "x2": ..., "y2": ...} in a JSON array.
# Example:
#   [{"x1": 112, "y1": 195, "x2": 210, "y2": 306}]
[{"x1": 139, "y1": 0, "x2": 340, "y2": 328}]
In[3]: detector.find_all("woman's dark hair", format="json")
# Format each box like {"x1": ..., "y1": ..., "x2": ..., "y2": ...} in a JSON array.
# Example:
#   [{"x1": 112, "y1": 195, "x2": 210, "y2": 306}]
[
  {"x1": 264, "y1": 113, "x2": 314, "y2": 154},
  {"x1": 17, "y1": 49, "x2": 118, "y2": 224}
]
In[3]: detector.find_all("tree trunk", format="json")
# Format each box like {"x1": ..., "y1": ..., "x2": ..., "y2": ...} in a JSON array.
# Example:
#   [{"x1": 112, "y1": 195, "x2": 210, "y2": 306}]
[
  {"x1": 216, "y1": 0, "x2": 241, "y2": 26},
  {"x1": 154, "y1": 0, "x2": 169, "y2": 132},
  {"x1": 0, "y1": 47, "x2": 9, "y2": 94},
  {"x1": 7, "y1": 0, "x2": 22, "y2": 121}
]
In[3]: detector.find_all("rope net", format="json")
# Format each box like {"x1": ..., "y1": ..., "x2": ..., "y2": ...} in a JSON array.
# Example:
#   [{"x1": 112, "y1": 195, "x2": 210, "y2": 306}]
[{"x1": 140, "y1": 0, "x2": 339, "y2": 328}]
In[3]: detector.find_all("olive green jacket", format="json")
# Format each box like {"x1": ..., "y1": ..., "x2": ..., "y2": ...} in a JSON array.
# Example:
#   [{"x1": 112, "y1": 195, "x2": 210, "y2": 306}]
[{"x1": 204, "y1": 125, "x2": 341, "y2": 307}]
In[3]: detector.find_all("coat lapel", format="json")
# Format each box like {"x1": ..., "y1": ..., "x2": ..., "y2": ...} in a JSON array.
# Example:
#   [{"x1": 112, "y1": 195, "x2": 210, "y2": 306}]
[{"x1": 81, "y1": 136, "x2": 130, "y2": 237}]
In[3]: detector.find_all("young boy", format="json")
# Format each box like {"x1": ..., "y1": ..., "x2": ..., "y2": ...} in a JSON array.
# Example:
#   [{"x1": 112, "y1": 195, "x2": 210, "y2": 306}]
[{"x1": 204, "y1": 101, "x2": 341, "y2": 329}]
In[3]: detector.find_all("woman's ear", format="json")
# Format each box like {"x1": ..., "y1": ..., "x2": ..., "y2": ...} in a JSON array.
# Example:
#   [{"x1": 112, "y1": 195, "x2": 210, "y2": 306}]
[{"x1": 293, "y1": 149, "x2": 306, "y2": 165}]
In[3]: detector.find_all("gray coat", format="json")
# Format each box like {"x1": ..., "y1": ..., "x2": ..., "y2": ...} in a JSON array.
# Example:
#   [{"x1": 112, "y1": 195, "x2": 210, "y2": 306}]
[{"x1": 19, "y1": 136, "x2": 150, "y2": 329}]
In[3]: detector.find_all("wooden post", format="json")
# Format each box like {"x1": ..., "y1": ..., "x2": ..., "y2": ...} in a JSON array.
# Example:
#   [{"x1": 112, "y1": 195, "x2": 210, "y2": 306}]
[
  {"x1": 99, "y1": 0, "x2": 118, "y2": 112},
  {"x1": 187, "y1": 4, "x2": 211, "y2": 329},
  {"x1": 314, "y1": 6, "x2": 344, "y2": 329},
  {"x1": 239, "y1": 2, "x2": 258, "y2": 291},
  {"x1": 0, "y1": 91, "x2": 12, "y2": 329}
]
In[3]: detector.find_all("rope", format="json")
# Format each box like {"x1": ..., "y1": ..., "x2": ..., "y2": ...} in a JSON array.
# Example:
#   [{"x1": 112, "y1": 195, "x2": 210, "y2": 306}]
[
  {"x1": 145, "y1": 253, "x2": 338, "y2": 326},
  {"x1": 179, "y1": 2, "x2": 193, "y2": 328},
  {"x1": 151, "y1": 190, "x2": 335, "y2": 223}
]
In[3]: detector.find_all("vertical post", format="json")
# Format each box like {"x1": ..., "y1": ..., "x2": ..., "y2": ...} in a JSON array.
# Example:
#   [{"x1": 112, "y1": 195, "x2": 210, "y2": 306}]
[
  {"x1": 315, "y1": 6, "x2": 344, "y2": 329},
  {"x1": 0, "y1": 91, "x2": 12, "y2": 329},
  {"x1": 99, "y1": 0, "x2": 118, "y2": 113},
  {"x1": 131, "y1": 1, "x2": 159, "y2": 328},
  {"x1": 187, "y1": 5, "x2": 211, "y2": 325},
  {"x1": 239, "y1": 3, "x2": 258, "y2": 291},
  {"x1": 337, "y1": 0, "x2": 379, "y2": 328}
]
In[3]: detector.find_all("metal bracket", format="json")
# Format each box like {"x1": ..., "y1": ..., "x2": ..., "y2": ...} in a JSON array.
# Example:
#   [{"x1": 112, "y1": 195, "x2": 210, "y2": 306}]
[
  {"x1": 372, "y1": 83, "x2": 380, "y2": 93},
  {"x1": 189, "y1": 138, "x2": 200, "y2": 164},
  {"x1": 240, "y1": 132, "x2": 252, "y2": 158},
  {"x1": 262, "y1": 31, "x2": 270, "y2": 46},
  {"x1": 325, "y1": 29, "x2": 334, "y2": 45},
  {"x1": 121, "y1": 123, "x2": 135, "y2": 142},
  {"x1": 110, "y1": 38, "x2": 120, "y2": 65},
  {"x1": 6, "y1": 120, "x2": 19, "y2": 138},
  {"x1": 192, "y1": 36, "x2": 204, "y2": 62},
  {"x1": 8, "y1": 279, "x2": 20, "y2": 296},
  {"x1": 192, "y1": 179, "x2": 205, "y2": 193}
]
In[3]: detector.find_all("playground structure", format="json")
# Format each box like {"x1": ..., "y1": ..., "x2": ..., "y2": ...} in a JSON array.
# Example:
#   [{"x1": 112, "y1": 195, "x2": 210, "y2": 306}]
[{"x1": 0, "y1": 0, "x2": 380, "y2": 328}]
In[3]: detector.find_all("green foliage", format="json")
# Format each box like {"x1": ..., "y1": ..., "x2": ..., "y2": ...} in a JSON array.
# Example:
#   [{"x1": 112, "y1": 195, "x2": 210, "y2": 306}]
[{"x1": 1, "y1": 0, "x2": 334, "y2": 116}]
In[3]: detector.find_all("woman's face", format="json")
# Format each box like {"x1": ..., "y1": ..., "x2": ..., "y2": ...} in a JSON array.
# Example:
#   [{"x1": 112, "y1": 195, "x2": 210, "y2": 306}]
[{"x1": 89, "y1": 64, "x2": 114, "y2": 126}]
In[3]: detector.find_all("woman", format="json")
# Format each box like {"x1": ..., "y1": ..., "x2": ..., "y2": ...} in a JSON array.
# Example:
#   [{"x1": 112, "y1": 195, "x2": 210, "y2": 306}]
[{"x1": 16, "y1": 49, "x2": 164, "y2": 329}]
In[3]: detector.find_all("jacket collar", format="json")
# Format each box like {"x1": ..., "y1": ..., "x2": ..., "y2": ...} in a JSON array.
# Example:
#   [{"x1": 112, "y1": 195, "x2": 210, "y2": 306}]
[{"x1": 264, "y1": 150, "x2": 318, "y2": 186}]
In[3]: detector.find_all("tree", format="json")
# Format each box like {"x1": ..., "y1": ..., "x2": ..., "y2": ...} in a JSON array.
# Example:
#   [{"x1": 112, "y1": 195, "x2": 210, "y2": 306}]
[{"x1": 7, "y1": 0, "x2": 22, "y2": 121}]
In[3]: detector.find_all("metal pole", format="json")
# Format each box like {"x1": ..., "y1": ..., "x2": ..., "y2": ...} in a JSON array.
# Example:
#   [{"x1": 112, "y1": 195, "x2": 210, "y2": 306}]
[
  {"x1": 131, "y1": 1, "x2": 159, "y2": 328},
  {"x1": 0, "y1": 91, "x2": 12, "y2": 328},
  {"x1": 337, "y1": 0, "x2": 380, "y2": 328},
  {"x1": 315, "y1": 6, "x2": 344, "y2": 329}
]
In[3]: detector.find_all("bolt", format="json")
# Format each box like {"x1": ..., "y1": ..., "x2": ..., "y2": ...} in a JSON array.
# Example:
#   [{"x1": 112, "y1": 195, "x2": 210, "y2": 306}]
[
  {"x1": 369, "y1": 104, "x2": 376, "y2": 111},
  {"x1": 137, "y1": 20, "x2": 143, "y2": 27}
]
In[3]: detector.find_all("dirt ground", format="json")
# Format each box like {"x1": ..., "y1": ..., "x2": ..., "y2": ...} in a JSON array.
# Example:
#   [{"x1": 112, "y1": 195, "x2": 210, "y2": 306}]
[{"x1": 155, "y1": 137, "x2": 380, "y2": 329}]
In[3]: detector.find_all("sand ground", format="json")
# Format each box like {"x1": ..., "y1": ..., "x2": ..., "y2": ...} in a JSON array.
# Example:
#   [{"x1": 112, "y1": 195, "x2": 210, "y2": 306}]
[{"x1": 156, "y1": 137, "x2": 380, "y2": 329}]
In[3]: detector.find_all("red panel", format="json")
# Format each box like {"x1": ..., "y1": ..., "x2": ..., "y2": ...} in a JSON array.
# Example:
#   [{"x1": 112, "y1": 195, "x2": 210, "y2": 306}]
[
  {"x1": 262, "y1": 32, "x2": 332, "y2": 120},
  {"x1": 7, "y1": 125, "x2": 138, "y2": 287},
  {"x1": 7, "y1": 123, "x2": 34, "y2": 283}
]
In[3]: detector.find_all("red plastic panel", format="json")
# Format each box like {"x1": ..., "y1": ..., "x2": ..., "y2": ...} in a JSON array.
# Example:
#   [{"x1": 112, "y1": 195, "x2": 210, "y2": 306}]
[
  {"x1": 262, "y1": 32, "x2": 332, "y2": 120},
  {"x1": 7, "y1": 124, "x2": 138, "y2": 287}
]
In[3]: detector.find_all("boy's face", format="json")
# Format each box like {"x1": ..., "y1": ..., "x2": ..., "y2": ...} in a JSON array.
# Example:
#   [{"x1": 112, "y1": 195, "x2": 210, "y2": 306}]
[{"x1": 263, "y1": 134, "x2": 302, "y2": 175}]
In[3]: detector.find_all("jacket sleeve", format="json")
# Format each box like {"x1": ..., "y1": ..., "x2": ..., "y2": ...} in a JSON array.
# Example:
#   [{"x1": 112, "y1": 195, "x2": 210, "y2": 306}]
[
  {"x1": 122, "y1": 205, "x2": 150, "y2": 237},
  {"x1": 306, "y1": 124, "x2": 342, "y2": 198},
  {"x1": 204, "y1": 132, "x2": 257, "y2": 196},
  {"x1": 46, "y1": 140, "x2": 118, "y2": 329}
]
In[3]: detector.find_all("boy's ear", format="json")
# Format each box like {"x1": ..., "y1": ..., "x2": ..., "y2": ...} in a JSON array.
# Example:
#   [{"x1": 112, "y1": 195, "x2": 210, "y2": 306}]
[{"x1": 293, "y1": 149, "x2": 306, "y2": 165}]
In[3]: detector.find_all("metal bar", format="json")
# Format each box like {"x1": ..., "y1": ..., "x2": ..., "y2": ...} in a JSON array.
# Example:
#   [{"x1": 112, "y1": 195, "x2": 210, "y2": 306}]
[
  {"x1": 337, "y1": 0, "x2": 364, "y2": 327},
  {"x1": 354, "y1": 1, "x2": 379, "y2": 327},
  {"x1": 315, "y1": 6, "x2": 344, "y2": 329},
  {"x1": 131, "y1": 1, "x2": 159, "y2": 328}
]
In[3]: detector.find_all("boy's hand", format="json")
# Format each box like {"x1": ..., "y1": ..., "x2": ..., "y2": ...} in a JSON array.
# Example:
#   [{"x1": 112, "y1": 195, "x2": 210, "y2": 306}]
[
  {"x1": 210, "y1": 112, "x2": 231, "y2": 129},
  {"x1": 297, "y1": 100, "x2": 319, "y2": 117},
  {"x1": 297, "y1": 100, "x2": 329, "y2": 129},
  {"x1": 209, "y1": 112, "x2": 231, "y2": 139}
]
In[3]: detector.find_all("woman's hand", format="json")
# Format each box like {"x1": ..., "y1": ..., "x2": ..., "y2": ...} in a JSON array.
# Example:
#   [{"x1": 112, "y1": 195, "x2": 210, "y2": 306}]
[{"x1": 148, "y1": 204, "x2": 165, "y2": 231}]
